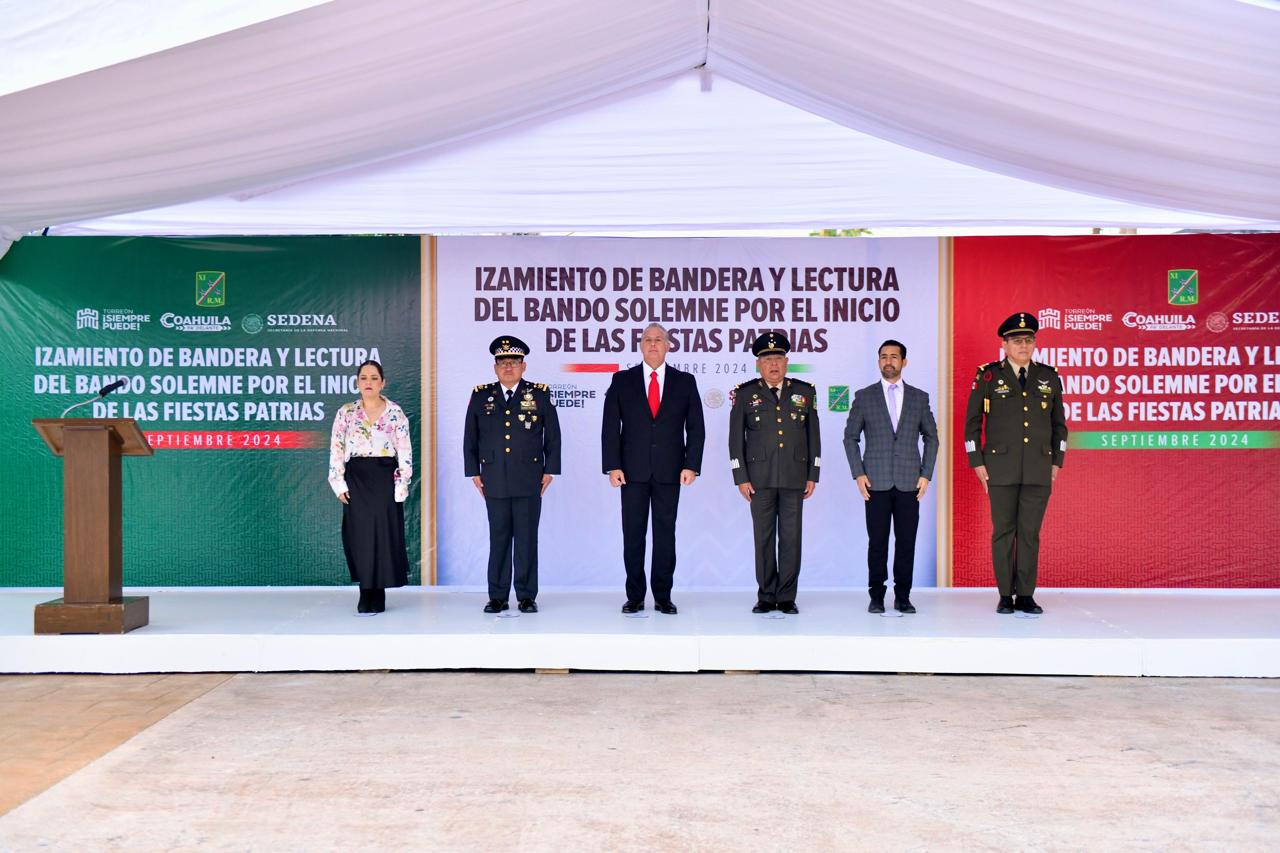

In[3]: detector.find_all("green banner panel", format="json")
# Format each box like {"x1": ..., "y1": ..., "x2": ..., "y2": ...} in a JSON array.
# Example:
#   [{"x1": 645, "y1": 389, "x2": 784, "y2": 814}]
[{"x1": 0, "y1": 236, "x2": 421, "y2": 586}]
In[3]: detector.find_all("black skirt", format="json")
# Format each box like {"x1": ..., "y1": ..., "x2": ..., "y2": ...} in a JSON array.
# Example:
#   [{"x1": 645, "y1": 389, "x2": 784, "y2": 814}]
[{"x1": 341, "y1": 457, "x2": 409, "y2": 589}]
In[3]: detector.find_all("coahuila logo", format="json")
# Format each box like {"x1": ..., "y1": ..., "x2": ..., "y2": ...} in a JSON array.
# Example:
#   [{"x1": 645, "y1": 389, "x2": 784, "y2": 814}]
[
  {"x1": 265, "y1": 313, "x2": 345, "y2": 332},
  {"x1": 161, "y1": 312, "x2": 231, "y2": 332},
  {"x1": 1122, "y1": 311, "x2": 1195, "y2": 332}
]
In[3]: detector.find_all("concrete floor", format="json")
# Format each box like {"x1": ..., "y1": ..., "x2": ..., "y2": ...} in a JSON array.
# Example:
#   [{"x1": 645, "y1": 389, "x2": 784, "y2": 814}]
[{"x1": 0, "y1": 673, "x2": 1276, "y2": 852}]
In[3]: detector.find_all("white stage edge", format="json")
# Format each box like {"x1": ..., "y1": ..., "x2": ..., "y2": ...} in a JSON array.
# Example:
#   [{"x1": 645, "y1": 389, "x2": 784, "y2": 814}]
[{"x1": 1, "y1": 588, "x2": 1276, "y2": 677}]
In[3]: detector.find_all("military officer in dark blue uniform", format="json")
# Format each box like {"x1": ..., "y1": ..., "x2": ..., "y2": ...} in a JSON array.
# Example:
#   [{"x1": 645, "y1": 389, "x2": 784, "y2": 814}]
[
  {"x1": 728, "y1": 332, "x2": 821, "y2": 614},
  {"x1": 964, "y1": 312, "x2": 1067, "y2": 615},
  {"x1": 464, "y1": 336, "x2": 561, "y2": 613}
]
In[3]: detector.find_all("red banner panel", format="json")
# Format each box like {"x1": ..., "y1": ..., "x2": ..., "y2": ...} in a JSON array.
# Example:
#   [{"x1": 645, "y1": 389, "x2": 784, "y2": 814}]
[{"x1": 952, "y1": 234, "x2": 1280, "y2": 587}]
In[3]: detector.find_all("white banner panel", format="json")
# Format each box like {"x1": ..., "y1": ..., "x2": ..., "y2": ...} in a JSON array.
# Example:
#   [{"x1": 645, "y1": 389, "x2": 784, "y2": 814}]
[{"x1": 437, "y1": 237, "x2": 940, "y2": 589}]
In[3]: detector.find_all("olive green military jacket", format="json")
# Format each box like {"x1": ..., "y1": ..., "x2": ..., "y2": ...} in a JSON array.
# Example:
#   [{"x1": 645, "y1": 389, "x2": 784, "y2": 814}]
[
  {"x1": 728, "y1": 377, "x2": 821, "y2": 489},
  {"x1": 963, "y1": 360, "x2": 1067, "y2": 487}
]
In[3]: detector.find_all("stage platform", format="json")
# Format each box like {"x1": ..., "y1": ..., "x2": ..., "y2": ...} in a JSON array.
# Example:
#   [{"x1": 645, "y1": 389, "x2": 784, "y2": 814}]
[{"x1": 1, "y1": 587, "x2": 1276, "y2": 677}]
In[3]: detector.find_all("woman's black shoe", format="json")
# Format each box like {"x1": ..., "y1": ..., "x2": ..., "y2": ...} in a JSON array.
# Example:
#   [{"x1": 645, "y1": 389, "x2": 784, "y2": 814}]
[
  {"x1": 370, "y1": 589, "x2": 386, "y2": 613},
  {"x1": 357, "y1": 588, "x2": 371, "y2": 614}
]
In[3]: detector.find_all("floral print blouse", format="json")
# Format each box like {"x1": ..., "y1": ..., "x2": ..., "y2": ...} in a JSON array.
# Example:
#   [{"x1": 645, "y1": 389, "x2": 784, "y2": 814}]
[{"x1": 328, "y1": 397, "x2": 413, "y2": 502}]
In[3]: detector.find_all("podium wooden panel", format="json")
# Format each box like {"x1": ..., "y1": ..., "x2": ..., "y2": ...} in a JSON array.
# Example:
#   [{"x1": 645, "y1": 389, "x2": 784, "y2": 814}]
[{"x1": 31, "y1": 419, "x2": 153, "y2": 634}]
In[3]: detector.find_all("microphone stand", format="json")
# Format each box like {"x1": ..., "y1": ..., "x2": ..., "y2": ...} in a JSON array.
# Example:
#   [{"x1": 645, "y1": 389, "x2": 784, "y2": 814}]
[
  {"x1": 61, "y1": 381, "x2": 126, "y2": 417},
  {"x1": 60, "y1": 395, "x2": 100, "y2": 418}
]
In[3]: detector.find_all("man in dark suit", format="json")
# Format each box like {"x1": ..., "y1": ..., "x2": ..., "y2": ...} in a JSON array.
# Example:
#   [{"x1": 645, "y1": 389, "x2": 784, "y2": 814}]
[
  {"x1": 964, "y1": 313, "x2": 1067, "y2": 615},
  {"x1": 464, "y1": 336, "x2": 561, "y2": 614},
  {"x1": 728, "y1": 333, "x2": 821, "y2": 615},
  {"x1": 601, "y1": 323, "x2": 705, "y2": 614},
  {"x1": 843, "y1": 339, "x2": 939, "y2": 614}
]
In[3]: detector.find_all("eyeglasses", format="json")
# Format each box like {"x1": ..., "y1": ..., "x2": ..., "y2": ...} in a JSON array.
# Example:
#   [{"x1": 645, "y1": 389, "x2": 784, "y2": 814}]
[
  {"x1": 496, "y1": 360, "x2": 524, "y2": 367},
  {"x1": 1005, "y1": 337, "x2": 1036, "y2": 345}
]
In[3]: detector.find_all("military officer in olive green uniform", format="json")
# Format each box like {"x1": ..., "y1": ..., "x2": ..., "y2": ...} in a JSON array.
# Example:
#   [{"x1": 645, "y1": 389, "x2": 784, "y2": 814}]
[
  {"x1": 728, "y1": 333, "x2": 821, "y2": 614},
  {"x1": 964, "y1": 312, "x2": 1067, "y2": 615},
  {"x1": 464, "y1": 336, "x2": 561, "y2": 614}
]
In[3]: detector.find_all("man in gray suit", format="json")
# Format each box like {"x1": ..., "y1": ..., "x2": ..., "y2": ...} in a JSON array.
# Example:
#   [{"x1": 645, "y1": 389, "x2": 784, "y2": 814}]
[{"x1": 843, "y1": 340, "x2": 939, "y2": 614}]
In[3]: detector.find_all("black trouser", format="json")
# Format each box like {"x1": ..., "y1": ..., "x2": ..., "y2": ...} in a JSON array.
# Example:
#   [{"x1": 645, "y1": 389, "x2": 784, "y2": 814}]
[
  {"x1": 987, "y1": 483, "x2": 1052, "y2": 596},
  {"x1": 620, "y1": 480, "x2": 680, "y2": 604},
  {"x1": 485, "y1": 494, "x2": 542, "y2": 601},
  {"x1": 864, "y1": 487, "x2": 921, "y2": 602},
  {"x1": 751, "y1": 486, "x2": 804, "y2": 604}
]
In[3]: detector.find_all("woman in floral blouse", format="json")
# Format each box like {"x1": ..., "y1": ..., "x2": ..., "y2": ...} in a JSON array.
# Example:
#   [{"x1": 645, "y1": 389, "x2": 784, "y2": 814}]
[{"x1": 328, "y1": 359, "x2": 412, "y2": 614}]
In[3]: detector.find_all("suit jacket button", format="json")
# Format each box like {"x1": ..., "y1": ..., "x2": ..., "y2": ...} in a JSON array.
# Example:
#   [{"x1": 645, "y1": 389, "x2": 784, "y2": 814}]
[
  {"x1": 505, "y1": 421, "x2": 510, "y2": 426},
  {"x1": 1023, "y1": 437, "x2": 1030, "y2": 443},
  {"x1": 778, "y1": 442, "x2": 784, "y2": 448},
  {"x1": 1023, "y1": 422, "x2": 1029, "y2": 427},
  {"x1": 505, "y1": 447, "x2": 511, "y2": 453},
  {"x1": 1023, "y1": 406, "x2": 1028, "y2": 412},
  {"x1": 505, "y1": 434, "x2": 511, "y2": 439}
]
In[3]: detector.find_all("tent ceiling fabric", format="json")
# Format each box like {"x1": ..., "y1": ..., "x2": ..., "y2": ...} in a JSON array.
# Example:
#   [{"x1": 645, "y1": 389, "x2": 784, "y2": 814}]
[
  {"x1": 50, "y1": 75, "x2": 1270, "y2": 236},
  {"x1": 1, "y1": 0, "x2": 1278, "y2": 242},
  {"x1": 0, "y1": 0, "x2": 329, "y2": 97},
  {"x1": 0, "y1": 0, "x2": 706, "y2": 239},
  {"x1": 709, "y1": 0, "x2": 1280, "y2": 219}
]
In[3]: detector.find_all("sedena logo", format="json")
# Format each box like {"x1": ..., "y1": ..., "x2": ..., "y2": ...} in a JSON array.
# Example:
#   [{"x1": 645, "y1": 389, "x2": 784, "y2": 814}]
[{"x1": 196, "y1": 271, "x2": 227, "y2": 308}]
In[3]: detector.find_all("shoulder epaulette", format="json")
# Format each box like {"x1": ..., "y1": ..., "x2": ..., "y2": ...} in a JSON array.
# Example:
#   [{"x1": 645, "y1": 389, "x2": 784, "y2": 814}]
[
  {"x1": 473, "y1": 382, "x2": 493, "y2": 393},
  {"x1": 734, "y1": 379, "x2": 757, "y2": 392},
  {"x1": 532, "y1": 382, "x2": 549, "y2": 391},
  {"x1": 789, "y1": 377, "x2": 816, "y2": 389}
]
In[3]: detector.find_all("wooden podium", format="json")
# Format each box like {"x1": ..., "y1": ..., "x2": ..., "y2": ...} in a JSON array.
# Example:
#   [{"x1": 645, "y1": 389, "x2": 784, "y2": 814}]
[{"x1": 31, "y1": 418, "x2": 153, "y2": 634}]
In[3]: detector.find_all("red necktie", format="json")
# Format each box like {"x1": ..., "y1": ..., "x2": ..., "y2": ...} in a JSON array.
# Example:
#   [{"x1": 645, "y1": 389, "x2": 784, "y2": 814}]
[{"x1": 648, "y1": 370, "x2": 660, "y2": 418}]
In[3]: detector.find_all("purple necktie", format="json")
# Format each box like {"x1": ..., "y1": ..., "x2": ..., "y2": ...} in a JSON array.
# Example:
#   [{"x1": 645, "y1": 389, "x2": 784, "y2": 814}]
[{"x1": 888, "y1": 383, "x2": 899, "y2": 432}]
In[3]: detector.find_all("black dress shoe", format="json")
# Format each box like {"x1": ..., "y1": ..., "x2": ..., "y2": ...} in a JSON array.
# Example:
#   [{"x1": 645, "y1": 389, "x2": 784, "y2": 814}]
[
  {"x1": 621, "y1": 601, "x2": 644, "y2": 614},
  {"x1": 997, "y1": 596, "x2": 1016, "y2": 614},
  {"x1": 894, "y1": 598, "x2": 917, "y2": 614},
  {"x1": 752, "y1": 601, "x2": 775, "y2": 614},
  {"x1": 518, "y1": 599, "x2": 538, "y2": 613},
  {"x1": 370, "y1": 589, "x2": 385, "y2": 613},
  {"x1": 777, "y1": 601, "x2": 799, "y2": 615},
  {"x1": 655, "y1": 600, "x2": 678, "y2": 615},
  {"x1": 357, "y1": 589, "x2": 371, "y2": 614},
  {"x1": 483, "y1": 599, "x2": 509, "y2": 614},
  {"x1": 1016, "y1": 595, "x2": 1044, "y2": 614},
  {"x1": 867, "y1": 600, "x2": 886, "y2": 614}
]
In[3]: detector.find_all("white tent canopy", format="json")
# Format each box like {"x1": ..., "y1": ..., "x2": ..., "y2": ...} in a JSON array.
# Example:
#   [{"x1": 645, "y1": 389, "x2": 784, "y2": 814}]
[
  {"x1": 49, "y1": 74, "x2": 1274, "y2": 236},
  {"x1": 1, "y1": 0, "x2": 1277, "y2": 251}
]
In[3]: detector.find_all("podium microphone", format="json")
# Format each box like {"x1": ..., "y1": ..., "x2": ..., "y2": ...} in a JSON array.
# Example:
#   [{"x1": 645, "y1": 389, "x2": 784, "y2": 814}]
[{"x1": 61, "y1": 379, "x2": 127, "y2": 417}]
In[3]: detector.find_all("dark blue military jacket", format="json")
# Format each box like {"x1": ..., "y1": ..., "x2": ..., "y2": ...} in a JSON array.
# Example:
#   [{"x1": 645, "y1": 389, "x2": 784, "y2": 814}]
[{"x1": 464, "y1": 379, "x2": 561, "y2": 498}]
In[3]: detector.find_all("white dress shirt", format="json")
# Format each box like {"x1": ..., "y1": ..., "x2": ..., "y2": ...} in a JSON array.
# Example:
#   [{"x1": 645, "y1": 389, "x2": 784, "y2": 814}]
[
  {"x1": 881, "y1": 378, "x2": 905, "y2": 425},
  {"x1": 644, "y1": 362, "x2": 667, "y2": 401}
]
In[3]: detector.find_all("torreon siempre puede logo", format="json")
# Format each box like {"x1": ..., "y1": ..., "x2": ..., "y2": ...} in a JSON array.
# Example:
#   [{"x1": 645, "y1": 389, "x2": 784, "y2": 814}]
[
  {"x1": 196, "y1": 271, "x2": 227, "y2": 308},
  {"x1": 1168, "y1": 269, "x2": 1199, "y2": 306}
]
